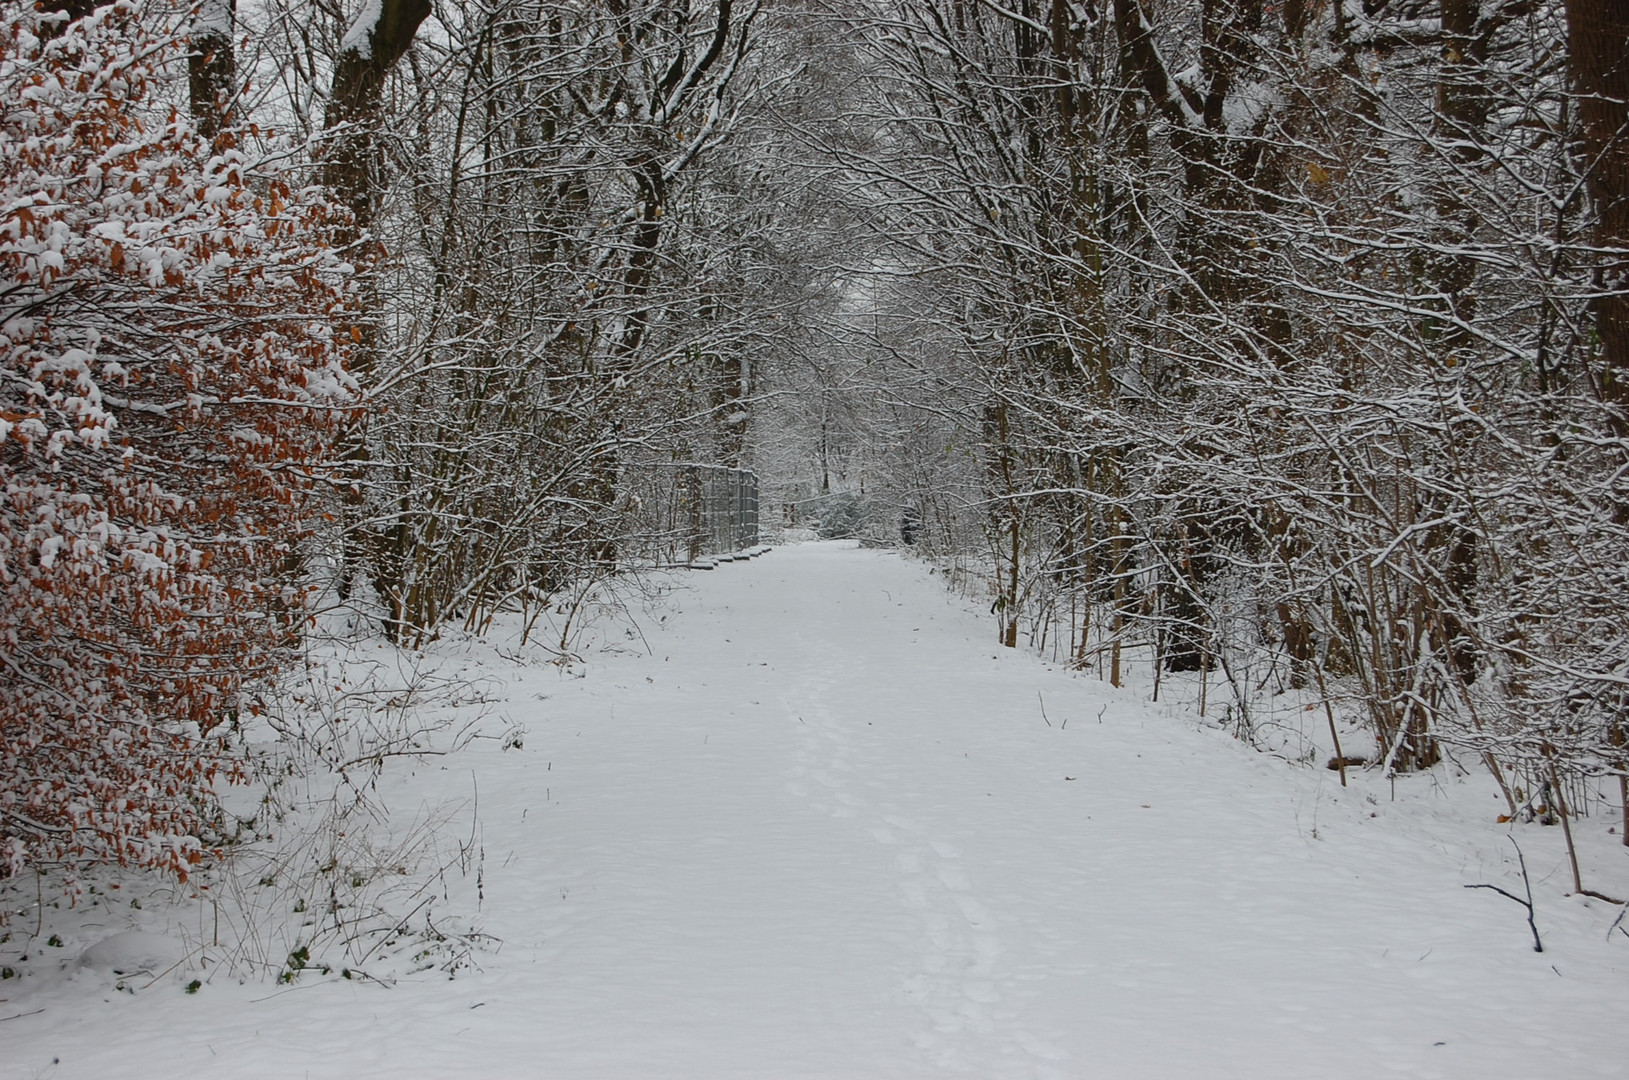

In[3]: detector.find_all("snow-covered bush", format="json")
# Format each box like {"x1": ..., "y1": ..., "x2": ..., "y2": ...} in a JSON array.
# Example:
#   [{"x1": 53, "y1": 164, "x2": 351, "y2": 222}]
[
  {"x1": 817, "y1": 493, "x2": 866, "y2": 540},
  {"x1": 0, "y1": 0, "x2": 356, "y2": 879}
]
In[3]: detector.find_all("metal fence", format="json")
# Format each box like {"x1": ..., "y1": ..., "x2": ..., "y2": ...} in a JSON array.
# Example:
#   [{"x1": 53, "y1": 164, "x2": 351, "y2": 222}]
[{"x1": 621, "y1": 463, "x2": 759, "y2": 564}]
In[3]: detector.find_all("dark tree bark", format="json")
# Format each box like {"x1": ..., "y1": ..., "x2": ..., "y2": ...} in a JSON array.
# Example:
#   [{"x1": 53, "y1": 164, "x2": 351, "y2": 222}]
[
  {"x1": 1568, "y1": 0, "x2": 1629, "y2": 815},
  {"x1": 1567, "y1": 0, "x2": 1629, "y2": 419},
  {"x1": 189, "y1": 0, "x2": 236, "y2": 139},
  {"x1": 36, "y1": 0, "x2": 94, "y2": 38},
  {"x1": 323, "y1": 0, "x2": 434, "y2": 245},
  {"x1": 320, "y1": 0, "x2": 430, "y2": 629}
]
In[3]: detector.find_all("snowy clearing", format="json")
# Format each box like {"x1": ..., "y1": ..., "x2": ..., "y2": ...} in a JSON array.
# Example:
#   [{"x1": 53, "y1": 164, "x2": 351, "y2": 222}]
[{"x1": 3, "y1": 542, "x2": 1626, "y2": 1079}]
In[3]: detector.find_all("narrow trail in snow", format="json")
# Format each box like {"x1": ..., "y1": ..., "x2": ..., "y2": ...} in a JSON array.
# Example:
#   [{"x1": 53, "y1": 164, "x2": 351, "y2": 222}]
[
  {"x1": 3, "y1": 542, "x2": 1624, "y2": 1080},
  {"x1": 493, "y1": 542, "x2": 1623, "y2": 1079},
  {"x1": 779, "y1": 606, "x2": 1060, "y2": 1072},
  {"x1": 521, "y1": 541, "x2": 1086, "y2": 1077}
]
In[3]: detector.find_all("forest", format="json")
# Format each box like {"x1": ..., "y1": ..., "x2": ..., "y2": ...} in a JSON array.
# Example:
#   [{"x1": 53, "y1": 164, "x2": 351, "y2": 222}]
[{"x1": 1, "y1": 0, "x2": 1627, "y2": 906}]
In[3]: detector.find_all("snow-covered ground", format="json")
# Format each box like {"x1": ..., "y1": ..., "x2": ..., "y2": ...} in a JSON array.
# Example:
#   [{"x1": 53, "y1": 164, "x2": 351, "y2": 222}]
[{"x1": 3, "y1": 542, "x2": 1626, "y2": 1079}]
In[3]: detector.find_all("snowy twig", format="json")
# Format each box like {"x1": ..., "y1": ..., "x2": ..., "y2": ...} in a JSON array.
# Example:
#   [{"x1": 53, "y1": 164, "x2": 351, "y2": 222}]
[
  {"x1": 0, "y1": 1008, "x2": 45, "y2": 1023},
  {"x1": 1464, "y1": 838, "x2": 1543, "y2": 953},
  {"x1": 1607, "y1": 901, "x2": 1629, "y2": 943}
]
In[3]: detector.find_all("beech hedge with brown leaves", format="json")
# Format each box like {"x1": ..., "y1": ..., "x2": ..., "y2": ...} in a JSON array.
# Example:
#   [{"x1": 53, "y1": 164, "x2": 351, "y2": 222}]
[{"x1": 0, "y1": 0, "x2": 356, "y2": 879}]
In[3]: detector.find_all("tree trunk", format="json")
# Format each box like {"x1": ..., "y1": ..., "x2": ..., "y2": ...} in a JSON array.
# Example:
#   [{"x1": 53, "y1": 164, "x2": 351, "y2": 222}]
[
  {"x1": 1567, "y1": 0, "x2": 1629, "y2": 422},
  {"x1": 323, "y1": 0, "x2": 433, "y2": 251},
  {"x1": 189, "y1": 0, "x2": 236, "y2": 139},
  {"x1": 321, "y1": 0, "x2": 430, "y2": 636}
]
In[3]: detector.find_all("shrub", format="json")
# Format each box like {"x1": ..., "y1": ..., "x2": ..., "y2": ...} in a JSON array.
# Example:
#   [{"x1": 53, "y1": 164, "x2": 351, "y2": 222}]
[{"x1": 0, "y1": 0, "x2": 355, "y2": 879}]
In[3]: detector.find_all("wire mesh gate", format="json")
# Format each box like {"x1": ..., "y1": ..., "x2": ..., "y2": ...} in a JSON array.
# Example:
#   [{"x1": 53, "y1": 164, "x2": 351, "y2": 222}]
[{"x1": 622, "y1": 463, "x2": 760, "y2": 565}]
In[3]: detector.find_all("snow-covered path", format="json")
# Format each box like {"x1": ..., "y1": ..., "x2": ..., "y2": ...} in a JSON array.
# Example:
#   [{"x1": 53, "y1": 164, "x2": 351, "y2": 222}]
[{"x1": 4, "y1": 543, "x2": 1626, "y2": 1078}]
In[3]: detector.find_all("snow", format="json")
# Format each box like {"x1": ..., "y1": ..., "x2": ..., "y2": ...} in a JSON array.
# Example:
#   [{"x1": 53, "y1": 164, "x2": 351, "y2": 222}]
[
  {"x1": 338, "y1": 0, "x2": 382, "y2": 60},
  {"x1": 2, "y1": 542, "x2": 1626, "y2": 1077},
  {"x1": 190, "y1": 0, "x2": 233, "y2": 38},
  {"x1": 73, "y1": 933, "x2": 185, "y2": 977}
]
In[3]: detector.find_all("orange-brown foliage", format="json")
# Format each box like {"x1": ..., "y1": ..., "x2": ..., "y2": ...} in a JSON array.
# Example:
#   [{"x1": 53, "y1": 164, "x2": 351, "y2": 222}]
[{"x1": 0, "y1": 0, "x2": 356, "y2": 878}]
